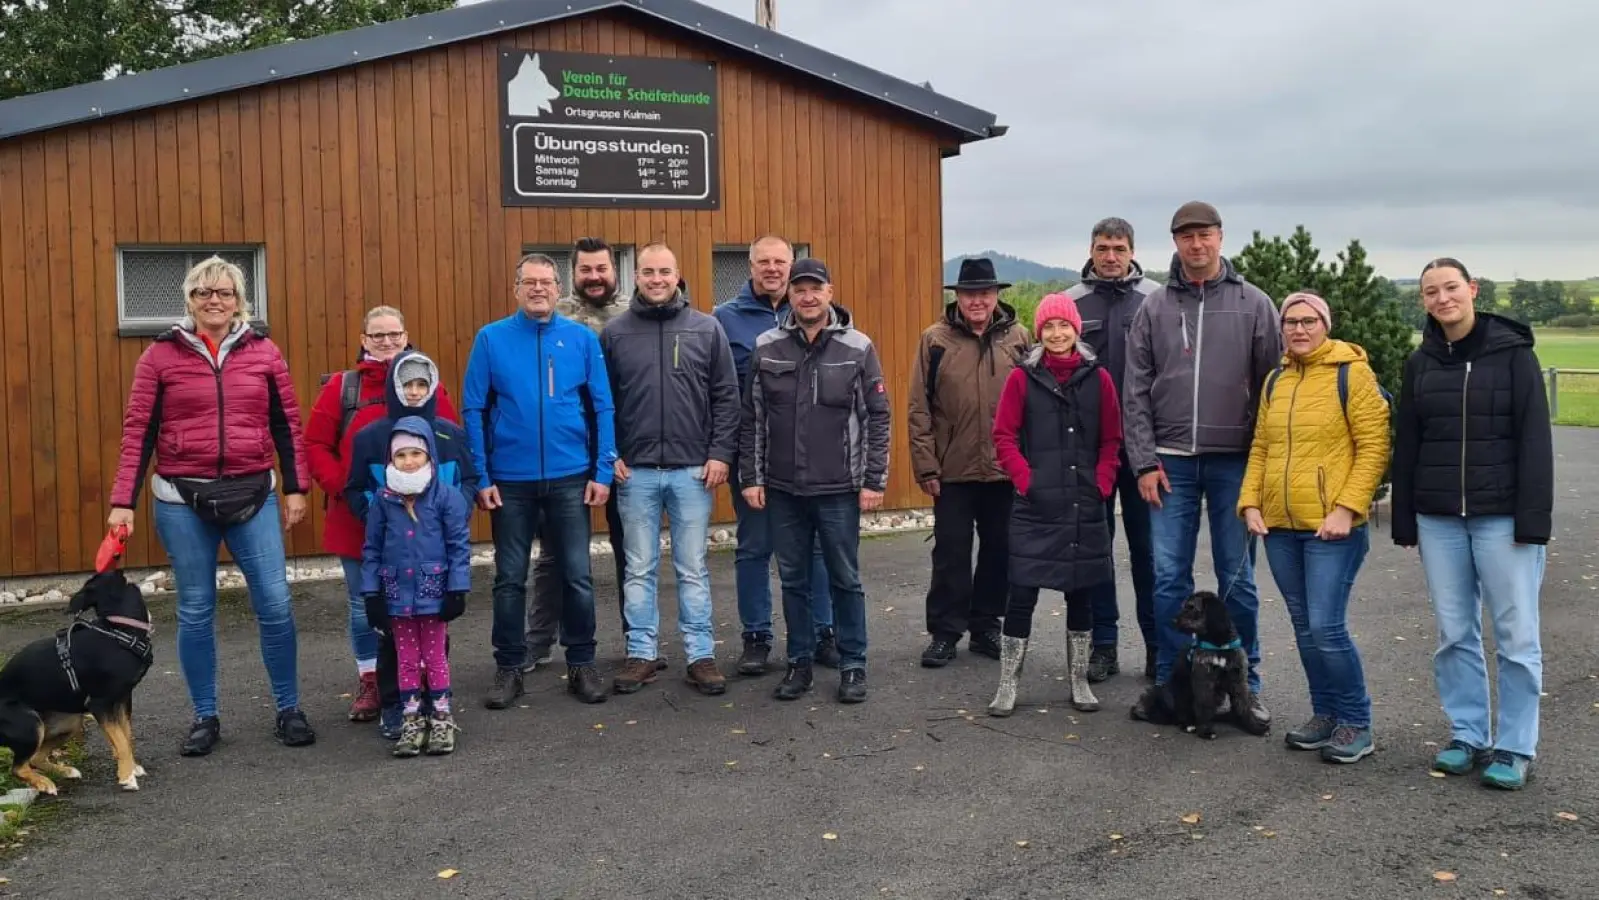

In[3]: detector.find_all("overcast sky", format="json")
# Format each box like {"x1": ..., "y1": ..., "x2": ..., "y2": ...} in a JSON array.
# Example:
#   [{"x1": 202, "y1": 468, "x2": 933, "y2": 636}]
[{"x1": 468, "y1": 0, "x2": 1599, "y2": 280}]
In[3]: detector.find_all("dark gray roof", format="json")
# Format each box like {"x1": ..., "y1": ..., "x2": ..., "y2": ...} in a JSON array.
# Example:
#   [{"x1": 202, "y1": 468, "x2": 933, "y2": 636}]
[{"x1": 0, "y1": 0, "x2": 1002, "y2": 146}]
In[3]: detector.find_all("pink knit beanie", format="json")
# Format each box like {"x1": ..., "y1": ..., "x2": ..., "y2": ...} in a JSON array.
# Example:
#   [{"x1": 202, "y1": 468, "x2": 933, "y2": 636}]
[
  {"x1": 1033, "y1": 292, "x2": 1083, "y2": 338},
  {"x1": 1281, "y1": 291, "x2": 1332, "y2": 330}
]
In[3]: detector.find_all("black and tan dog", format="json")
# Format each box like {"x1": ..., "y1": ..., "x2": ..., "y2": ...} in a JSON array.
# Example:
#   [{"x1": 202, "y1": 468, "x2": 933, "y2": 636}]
[
  {"x1": 0, "y1": 570, "x2": 154, "y2": 794},
  {"x1": 1168, "y1": 590, "x2": 1269, "y2": 740}
]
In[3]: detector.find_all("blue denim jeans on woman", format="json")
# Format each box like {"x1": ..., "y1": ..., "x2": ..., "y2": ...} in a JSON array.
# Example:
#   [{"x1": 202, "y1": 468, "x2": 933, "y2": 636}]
[
  {"x1": 489, "y1": 475, "x2": 597, "y2": 669},
  {"x1": 1416, "y1": 514, "x2": 1545, "y2": 758},
  {"x1": 339, "y1": 557, "x2": 379, "y2": 674},
  {"x1": 731, "y1": 484, "x2": 833, "y2": 642},
  {"x1": 618, "y1": 466, "x2": 716, "y2": 663},
  {"x1": 153, "y1": 492, "x2": 301, "y2": 719},
  {"x1": 1148, "y1": 452, "x2": 1262, "y2": 690},
  {"x1": 766, "y1": 489, "x2": 866, "y2": 670},
  {"x1": 1264, "y1": 526, "x2": 1372, "y2": 727}
]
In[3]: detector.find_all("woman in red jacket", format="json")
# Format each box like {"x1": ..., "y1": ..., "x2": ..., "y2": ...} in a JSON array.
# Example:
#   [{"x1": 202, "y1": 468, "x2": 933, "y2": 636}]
[
  {"x1": 303, "y1": 306, "x2": 458, "y2": 722},
  {"x1": 108, "y1": 256, "x2": 315, "y2": 757}
]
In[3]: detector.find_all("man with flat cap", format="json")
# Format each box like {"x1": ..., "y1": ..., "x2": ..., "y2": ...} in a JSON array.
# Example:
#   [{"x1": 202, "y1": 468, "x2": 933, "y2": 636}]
[
  {"x1": 1123, "y1": 201, "x2": 1281, "y2": 729},
  {"x1": 908, "y1": 257, "x2": 1031, "y2": 667},
  {"x1": 739, "y1": 258, "x2": 892, "y2": 705}
]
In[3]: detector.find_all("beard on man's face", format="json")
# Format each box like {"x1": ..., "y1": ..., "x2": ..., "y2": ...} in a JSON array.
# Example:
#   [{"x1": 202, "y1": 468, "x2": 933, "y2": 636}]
[{"x1": 579, "y1": 277, "x2": 615, "y2": 301}]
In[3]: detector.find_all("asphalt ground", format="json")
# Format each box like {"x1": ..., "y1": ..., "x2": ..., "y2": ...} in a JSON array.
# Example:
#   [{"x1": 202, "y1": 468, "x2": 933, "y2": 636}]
[{"x1": 2, "y1": 429, "x2": 1598, "y2": 900}]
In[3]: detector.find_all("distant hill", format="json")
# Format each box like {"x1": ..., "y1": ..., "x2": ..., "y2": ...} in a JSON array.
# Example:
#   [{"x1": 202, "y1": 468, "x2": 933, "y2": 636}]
[{"x1": 944, "y1": 252, "x2": 1078, "y2": 285}]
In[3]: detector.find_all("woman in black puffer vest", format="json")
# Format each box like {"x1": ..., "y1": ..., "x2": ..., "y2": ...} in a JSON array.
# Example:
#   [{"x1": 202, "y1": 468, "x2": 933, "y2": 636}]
[
  {"x1": 988, "y1": 293, "x2": 1122, "y2": 716},
  {"x1": 1392, "y1": 257, "x2": 1553, "y2": 791}
]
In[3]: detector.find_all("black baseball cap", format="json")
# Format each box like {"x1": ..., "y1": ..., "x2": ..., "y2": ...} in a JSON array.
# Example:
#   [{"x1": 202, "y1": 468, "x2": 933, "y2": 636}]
[{"x1": 789, "y1": 258, "x2": 831, "y2": 285}]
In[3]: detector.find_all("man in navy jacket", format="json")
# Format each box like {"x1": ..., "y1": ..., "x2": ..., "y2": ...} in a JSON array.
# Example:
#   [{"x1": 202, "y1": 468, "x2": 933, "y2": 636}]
[{"x1": 463, "y1": 252, "x2": 617, "y2": 710}]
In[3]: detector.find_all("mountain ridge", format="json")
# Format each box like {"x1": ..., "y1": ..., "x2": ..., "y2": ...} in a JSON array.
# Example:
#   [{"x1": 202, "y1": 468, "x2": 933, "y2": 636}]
[{"x1": 943, "y1": 251, "x2": 1078, "y2": 285}]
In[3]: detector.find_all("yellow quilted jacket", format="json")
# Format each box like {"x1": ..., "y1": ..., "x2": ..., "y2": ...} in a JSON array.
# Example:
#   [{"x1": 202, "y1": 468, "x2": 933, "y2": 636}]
[{"x1": 1238, "y1": 339, "x2": 1391, "y2": 531}]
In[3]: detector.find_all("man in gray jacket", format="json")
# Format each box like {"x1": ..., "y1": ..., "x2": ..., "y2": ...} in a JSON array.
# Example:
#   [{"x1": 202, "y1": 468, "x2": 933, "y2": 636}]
[
  {"x1": 1123, "y1": 202, "x2": 1281, "y2": 728},
  {"x1": 739, "y1": 258, "x2": 891, "y2": 705},
  {"x1": 602, "y1": 242, "x2": 741, "y2": 697}
]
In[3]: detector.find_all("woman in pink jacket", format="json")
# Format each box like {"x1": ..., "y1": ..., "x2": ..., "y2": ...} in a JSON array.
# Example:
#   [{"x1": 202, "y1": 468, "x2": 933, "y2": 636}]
[{"x1": 108, "y1": 256, "x2": 315, "y2": 757}]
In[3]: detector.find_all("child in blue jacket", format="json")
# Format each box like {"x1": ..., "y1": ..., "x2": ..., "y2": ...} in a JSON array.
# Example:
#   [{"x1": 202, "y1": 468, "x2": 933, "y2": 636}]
[{"x1": 361, "y1": 417, "x2": 473, "y2": 757}]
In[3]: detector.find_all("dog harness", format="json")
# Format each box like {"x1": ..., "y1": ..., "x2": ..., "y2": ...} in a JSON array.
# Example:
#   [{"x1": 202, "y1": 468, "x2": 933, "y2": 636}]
[{"x1": 55, "y1": 613, "x2": 155, "y2": 695}]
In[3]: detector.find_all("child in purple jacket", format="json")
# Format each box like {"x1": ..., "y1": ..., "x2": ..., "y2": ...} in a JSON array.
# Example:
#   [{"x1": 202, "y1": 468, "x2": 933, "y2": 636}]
[{"x1": 361, "y1": 416, "x2": 473, "y2": 757}]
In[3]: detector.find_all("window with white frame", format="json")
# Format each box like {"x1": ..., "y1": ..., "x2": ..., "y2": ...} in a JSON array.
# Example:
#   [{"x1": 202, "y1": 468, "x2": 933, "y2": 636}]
[
  {"x1": 522, "y1": 244, "x2": 636, "y2": 297},
  {"x1": 117, "y1": 247, "x2": 266, "y2": 335},
  {"x1": 711, "y1": 242, "x2": 810, "y2": 303}
]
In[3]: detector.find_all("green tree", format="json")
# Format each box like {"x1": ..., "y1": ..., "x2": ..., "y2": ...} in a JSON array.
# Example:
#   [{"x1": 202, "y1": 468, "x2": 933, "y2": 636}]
[
  {"x1": 995, "y1": 278, "x2": 1070, "y2": 332},
  {"x1": 1507, "y1": 279, "x2": 1565, "y2": 324},
  {"x1": 1230, "y1": 227, "x2": 1412, "y2": 398},
  {"x1": 1476, "y1": 277, "x2": 1498, "y2": 311},
  {"x1": 1565, "y1": 283, "x2": 1592, "y2": 315},
  {"x1": 0, "y1": 1, "x2": 455, "y2": 101}
]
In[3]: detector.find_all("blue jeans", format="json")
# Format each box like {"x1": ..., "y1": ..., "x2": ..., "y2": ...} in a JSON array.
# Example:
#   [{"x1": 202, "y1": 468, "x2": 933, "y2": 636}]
[
  {"x1": 1416, "y1": 515, "x2": 1545, "y2": 758},
  {"x1": 618, "y1": 466, "x2": 715, "y2": 662},
  {"x1": 731, "y1": 485, "x2": 833, "y2": 643},
  {"x1": 340, "y1": 557, "x2": 379, "y2": 674},
  {"x1": 490, "y1": 475, "x2": 596, "y2": 668},
  {"x1": 153, "y1": 493, "x2": 301, "y2": 719},
  {"x1": 1149, "y1": 452, "x2": 1262, "y2": 690},
  {"x1": 1265, "y1": 526, "x2": 1372, "y2": 727},
  {"x1": 1090, "y1": 453, "x2": 1157, "y2": 647},
  {"x1": 766, "y1": 489, "x2": 867, "y2": 670}
]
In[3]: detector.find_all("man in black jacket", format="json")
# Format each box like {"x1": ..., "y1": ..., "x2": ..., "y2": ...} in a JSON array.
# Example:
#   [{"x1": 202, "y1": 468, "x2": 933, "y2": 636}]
[
  {"x1": 739, "y1": 259, "x2": 892, "y2": 704},
  {"x1": 1065, "y1": 217, "x2": 1162, "y2": 681},
  {"x1": 602, "y1": 242, "x2": 741, "y2": 697}
]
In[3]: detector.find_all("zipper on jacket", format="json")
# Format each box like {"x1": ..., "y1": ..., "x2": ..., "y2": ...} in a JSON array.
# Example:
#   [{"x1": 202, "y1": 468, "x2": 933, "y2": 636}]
[
  {"x1": 658, "y1": 319, "x2": 668, "y2": 459},
  {"x1": 213, "y1": 366, "x2": 226, "y2": 477},
  {"x1": 1283, "y1": 367, "x2": 1303, "y2": 529},
  {"x1": 1189, "y1": 285, "x2": 1206, "y2": 453},
  {"x1": 1317, "y1": 466, "x2": 1329, "y2": 516},
  {"x1": 1460, "y1": 361, "x2": 1471, "y2": 516},
  {"x1": 538, "y1": 329, "x2": 547, "y2": 479}
]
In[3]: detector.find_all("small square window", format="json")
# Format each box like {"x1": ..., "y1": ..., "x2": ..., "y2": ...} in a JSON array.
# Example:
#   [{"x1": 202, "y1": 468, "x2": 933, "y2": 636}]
[
  {"x1": 117, "y1": 246, "x2": 266, "y2": 337},
  {"x1": 522, "y1": 244, "x2": 636, "y2": 298},
  {"x1": 712, "y1": 242, "x2": 810, "y2": 303}
]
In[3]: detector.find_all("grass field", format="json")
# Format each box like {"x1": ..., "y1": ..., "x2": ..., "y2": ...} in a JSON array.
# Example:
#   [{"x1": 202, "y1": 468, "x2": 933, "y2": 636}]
[{"x1": 1532, "y1": 329, "x2": 1599, "y2": 426}]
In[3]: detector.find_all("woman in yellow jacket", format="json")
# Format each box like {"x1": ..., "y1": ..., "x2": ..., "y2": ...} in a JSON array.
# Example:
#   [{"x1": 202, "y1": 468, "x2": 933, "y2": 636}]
[{"x1": 1239, "y1": 292, "x2": 1390, "y2": 765}]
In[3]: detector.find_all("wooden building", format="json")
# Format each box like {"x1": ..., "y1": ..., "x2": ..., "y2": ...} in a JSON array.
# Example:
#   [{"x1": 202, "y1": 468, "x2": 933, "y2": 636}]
[{"x1": 0, "y1": 0, "x2": 1002, "y2": 577}]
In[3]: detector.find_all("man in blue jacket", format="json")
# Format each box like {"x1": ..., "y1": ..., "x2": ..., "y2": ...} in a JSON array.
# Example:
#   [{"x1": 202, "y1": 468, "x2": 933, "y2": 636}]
[
  {"x1": 713, "y1": 235, "x2": 837, "y2": 677},
  {"x1": 463, "y1": 252, "x2": 618, "y2": 710}
]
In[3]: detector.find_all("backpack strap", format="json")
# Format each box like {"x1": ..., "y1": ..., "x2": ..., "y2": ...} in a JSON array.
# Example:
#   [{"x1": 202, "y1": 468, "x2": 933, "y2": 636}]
[
  {"x1": 1263, "y1": 365, "x2": 1285, "y2": 404},
  {"x1": 336, "y1": 370, "x2": 383, "y2": 444}
]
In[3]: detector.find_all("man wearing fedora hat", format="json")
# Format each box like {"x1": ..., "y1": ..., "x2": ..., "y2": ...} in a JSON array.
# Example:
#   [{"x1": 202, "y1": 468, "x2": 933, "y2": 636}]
[{"x1": 908, "y1": 257, "x2": 1032, "y2": 667}]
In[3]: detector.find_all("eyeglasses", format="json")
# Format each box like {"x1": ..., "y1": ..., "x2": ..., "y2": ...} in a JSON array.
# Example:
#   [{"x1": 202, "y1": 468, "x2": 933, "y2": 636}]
[
  {"x1": 190, "y1": 287, "x2": 237, "y2": 300},
  {"x1": 1282, "y1": 317, "x2": 1322, "y2": 332},
  {"x1": 364, "y1": 331, "x2": 406, "y2": 343},
  {"x1": 518, "y1": 278, "x2": 558, "y2": 290}
]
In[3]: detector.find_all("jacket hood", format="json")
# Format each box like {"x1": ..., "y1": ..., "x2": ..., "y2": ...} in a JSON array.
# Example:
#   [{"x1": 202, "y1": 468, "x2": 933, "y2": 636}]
[
  {"x1": 1078, "y1": 259, "x2": 1146, "y2": 285},
  {"x1": 778, "y1": 303, "x2": 853, "y2": 335},
  {"x1": 942, "y1": 299, "x2": 1019, "y2": 335},
  {"x1": 1419, "y1": 311, "x2": 1533, "y2": 360},
  {"x1": 630, "y1": 289, "x2": 689, "y2": 319},
  {"x1": 389, "y1": 415, "x2": 441, "y2": 461},
  {"x1": 386, "y1": 349, "x2": 441, "y2": 419},
  {"x1": 1164, "y1": 254, "x2": 1243, "y2": 294},
  {"x1": 1282, "y1": 337, "x2": 1367, "y2": 368}
]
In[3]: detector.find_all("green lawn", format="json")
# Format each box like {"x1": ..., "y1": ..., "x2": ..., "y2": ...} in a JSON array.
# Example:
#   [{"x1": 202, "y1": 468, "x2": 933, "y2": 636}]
[{"x1": 1409, "y1": 328, "x2": 1599, "y2": 426}]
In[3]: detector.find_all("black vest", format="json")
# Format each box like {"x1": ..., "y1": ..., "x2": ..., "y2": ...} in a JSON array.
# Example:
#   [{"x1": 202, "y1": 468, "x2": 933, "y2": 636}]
[{"x1": 1008, "y1": 356, "x2": 1113, "y2": 592}]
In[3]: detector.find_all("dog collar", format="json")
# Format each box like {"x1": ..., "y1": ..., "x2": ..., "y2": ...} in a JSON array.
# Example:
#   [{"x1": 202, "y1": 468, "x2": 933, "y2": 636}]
[{"x1": 1195, "y1": 638, "x2": 1243, "y2": 652}]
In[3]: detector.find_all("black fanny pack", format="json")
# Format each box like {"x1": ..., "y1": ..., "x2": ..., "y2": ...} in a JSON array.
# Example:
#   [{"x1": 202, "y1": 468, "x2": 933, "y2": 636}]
[{"x1": 169, "y1": 472, "x2": 273, "y2": 526}]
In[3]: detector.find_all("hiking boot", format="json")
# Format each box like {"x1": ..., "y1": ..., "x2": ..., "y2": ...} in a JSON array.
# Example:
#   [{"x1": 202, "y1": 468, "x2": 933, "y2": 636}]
[
  {"x1": 1432, "y1": 739, "x2": 1492, "y2": 775},
  {"x1": 968, "y1": 630, "x2": 1003, "y2": 661},
  {"x1": 1480, "y1": 750, "x2": 1533, "y2": 790},
  {"x1": 837, "y1": 668, "x2": 867, "y2": 704},
  {"x1": 613, "y1": 658, "x2": 660, "y2": 694},
  {"x1": 1245, "y1": 693, "x2": 1272, "y2": 727},
  {"x1": 737, "y1": 638, "x2": 772, "y2": 676},
  {"x1": 774, "y1": 662, "x2": 814, "y2": 701},
  {"x1": 348, "y1": 673, "x2": 380, "y2": 722},
  {"x1": 1320, "y1": 725, "x2": 1375, "y2": 763},
  {"x1": 274, "y1": 708, "x2": 316, "y2": 747},
  {"x1": 921, "y1": 637, "x2": 958, "y2": 668},
  {"x1": 425, "y1": 713, "x2": 458, "y2": 756},
  {"x1": 483, "y1": 667, "x2": 524, "y2": 710},
  {"x1": 379, "y1": 705, "x2": 403, "y2": 741},
  {"x1": 568, "y1": 665, "x2": 608, "y2": 703},
  {"x1": 814, "y1": 630, "x2": 842, "y2": 669},
  {"x1": 392, "y1": 714, "x2": 428, "y2": 758},
  {"x1": 180, "y1": 716, "x2": 221, "y2": 757},
  {"x1": 1144, "y1": 645, "x2": 1157, "y2": 680},
  {"x1": 1086, "y1": 644, "x2": 1119, "y2": 683},
  {"x1": 686, "y1": 658, "x2": 728, "y2": 696},
  {"x1": 520, "y1": 645, "x2": 555, "y2": 675},
  {"x1": 1285, "y1": 715, "x2": 1337, "y2": 750}
]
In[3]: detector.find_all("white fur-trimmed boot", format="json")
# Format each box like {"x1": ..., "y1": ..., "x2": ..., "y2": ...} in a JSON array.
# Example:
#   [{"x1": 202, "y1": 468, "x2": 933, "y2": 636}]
[
  {"x1": 1068, "y1": 630, "x2": 1101, "y2": 712},
  {"x1": 987, "y1": 636, "x2": 1028, "y2": 717}
]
